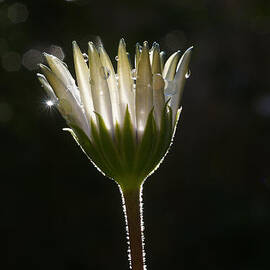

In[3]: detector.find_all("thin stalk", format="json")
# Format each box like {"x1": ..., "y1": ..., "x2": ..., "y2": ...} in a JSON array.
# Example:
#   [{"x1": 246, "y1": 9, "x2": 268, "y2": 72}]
[{"x1": 119, "y1": 184, "x2": 145, "y2": 270}]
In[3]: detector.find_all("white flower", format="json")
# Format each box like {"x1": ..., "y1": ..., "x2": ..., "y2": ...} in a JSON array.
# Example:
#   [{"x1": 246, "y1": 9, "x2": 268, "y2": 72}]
[{"x1": 37, "y1": 39, "x2": 192, "y2": 189}]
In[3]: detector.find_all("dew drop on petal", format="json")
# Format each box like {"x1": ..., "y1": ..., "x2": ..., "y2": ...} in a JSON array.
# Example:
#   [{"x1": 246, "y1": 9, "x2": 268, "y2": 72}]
[
  {"x1": 115, "y1": 55, "x2": 119, "y2": 61},
  {"x1": 46, "y1": 100, "x2": 54, "y2": 107},
  {"x1": 100, "y1": 66, "x2": 110, "y2": 79},
  {"x1": 82, "y1": 53, "x2": 88, "y2": 63},
  {"x1": 185, "y1": 69, "x2": 191, "y2": 79},
  {"x1": 131, "y1": 68, "x2": 137, "y2": 80},
  {"x1": 115, "y1": 74, "x2": 119, "y2": 80},
  {"x1": 89, "y1": 78, "x2": 95, "y2": 86},
  {"x1": 62, "y1": 62, "x2": 68, "y2": 68}
]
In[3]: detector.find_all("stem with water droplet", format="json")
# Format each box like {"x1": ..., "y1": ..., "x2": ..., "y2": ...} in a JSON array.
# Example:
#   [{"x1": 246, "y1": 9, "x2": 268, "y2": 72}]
[{"x1": 120, "y1": 184, "x2": 145, "y2": 270}]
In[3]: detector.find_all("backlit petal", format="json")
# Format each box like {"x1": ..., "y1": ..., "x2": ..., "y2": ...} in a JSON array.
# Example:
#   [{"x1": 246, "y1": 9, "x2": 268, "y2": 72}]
[
  {"x1": 153, "y1": 73, "x2": 165, "y2": 129},
  {"x1": 88, "y1": 42, "x2": 113, "y2": 132},
  {"x1": 136, "y1": 41, "x2": 153, "y2": 136},
  {"x1": 99, "y1": 45, "x2": 122, "y2": 126},
  {"x1": 39, "y1": 64, "x2": 90, "y2": 136},
  {"x1": 73, "y1": 41, "x2": 96, "y2": 124},
  {"x1": 117, "y1": 38, "x2": 136, "y2": 127},
  {"x1": 170, "y1": 47, "x2": 193, "y2": 124}
]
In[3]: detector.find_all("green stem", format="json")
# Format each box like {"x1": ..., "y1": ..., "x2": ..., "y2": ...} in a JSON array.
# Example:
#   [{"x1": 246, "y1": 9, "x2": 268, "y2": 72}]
[{"x1": 120, "y1": 185, "x2": 145, "y2": 270}]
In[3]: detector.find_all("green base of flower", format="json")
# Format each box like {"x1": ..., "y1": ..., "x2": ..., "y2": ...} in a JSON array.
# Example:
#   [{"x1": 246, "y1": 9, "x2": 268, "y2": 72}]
[{"x1": 65, "y1": 104, "x2": 178, "y2": 190}]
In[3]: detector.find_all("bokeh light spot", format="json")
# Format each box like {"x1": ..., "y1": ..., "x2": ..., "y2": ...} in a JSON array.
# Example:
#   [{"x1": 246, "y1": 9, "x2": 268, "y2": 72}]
[
  {"x1": 22, "y1": 49, "x2": 43, "y2": 70},
  {"x1": 8, "y1": 3, "x2": 29, "y2": 24},
  {"x1": 1, "y1": 51, "x2": 21, "y2": 71},
  {"x1": 48, "y1": 45, "x2": 65, "y2": 61}
]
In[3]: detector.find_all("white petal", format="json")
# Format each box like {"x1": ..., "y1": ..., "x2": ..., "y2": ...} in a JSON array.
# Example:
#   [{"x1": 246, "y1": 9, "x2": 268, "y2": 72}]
[
  {"x1": 162, "y1": 51, "x2": 181, "y2": 80},
  {"x1": 136, "y1": 41, "x2": 153, "y2": 136},
  {"x1": 40, "y1": 64, "x2": 90, "y2": 136},
  {"x1": 151, "y1": 42, "x2": 162, "y2": 74},
  {"x1": 159, "y1": 51, "x2": 165, "y2": 73},
  {"x1": 72, "y1": 41, "x2": 96, "y2": 124},
  {"x1": 135, "y1": 43, "x2": 142, "y2": 72},
  {"x1": 44, "y1": 53, "x2": 81, "y2": 104},
  {"x1": 170, "y1": 47, "x2": 193, "y2": 123},
  {"x1": 149, "y1": 46, "x2": 154, "y2": 66},
  {"x1": 37, "y1": 73, "x2": 58, "y2": 102},
  {"x1": 99, "y1": 45, "x2": 122, "y2": 126},
  {"x1": 117, "y1": 38, "x2": 136, "y2": 127},
  {"x1": 88, "y1": 42, "x2": 113, "y2": 132},
  {"x1": 153, "y1": 73, "x2": 165, "y2": 129}
]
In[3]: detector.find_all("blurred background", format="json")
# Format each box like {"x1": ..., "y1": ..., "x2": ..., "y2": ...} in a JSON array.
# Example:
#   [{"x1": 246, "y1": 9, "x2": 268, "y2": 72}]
[{"x1": 1, "y1": 0, "x2": 270, "y2": 269}]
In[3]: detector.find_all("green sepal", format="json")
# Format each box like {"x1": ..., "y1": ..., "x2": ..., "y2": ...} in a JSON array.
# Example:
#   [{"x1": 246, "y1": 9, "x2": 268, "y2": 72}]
[
  {"x1": 94, "y1": 113, "x2": 124, "y2": 179},
  {"x1": 89, "y1": 119, "x2": 116, "y2": 177},
  {"x1": 114, "y1": 108, "x2": 138, "y2": 189},
  {"x1": 63, "y1": 106, "x2": 181, "y2": 190},
  {"x1": 121, "y1": 107, "x2": 136, "y2": 172},
  {"x1": 141, "y1": 102, "x2": 173, "y2": 178},
  {"x1": 134, "y1": 109, "x2": 158, "y2": 181},
  {"x1": 149, "y1": 107, "x2": 182, "y2": 175}
]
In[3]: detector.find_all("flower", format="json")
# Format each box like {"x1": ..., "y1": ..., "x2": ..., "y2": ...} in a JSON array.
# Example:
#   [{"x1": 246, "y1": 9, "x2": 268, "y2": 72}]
[{"x1": 37, "y1": 39, "x2": 192, "y2": 190}]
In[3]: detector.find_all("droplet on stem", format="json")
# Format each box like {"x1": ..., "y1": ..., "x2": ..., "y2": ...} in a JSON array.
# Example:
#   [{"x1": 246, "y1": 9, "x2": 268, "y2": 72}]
[{"x1": 131, "y1": 68, "x2": 137, "y2": 80}]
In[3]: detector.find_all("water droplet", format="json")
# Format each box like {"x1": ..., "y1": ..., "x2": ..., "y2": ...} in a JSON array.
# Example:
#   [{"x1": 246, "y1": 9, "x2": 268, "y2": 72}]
[
  {"x1": 46, "y1": 100, "x2": 54, "y2": 107},
  {"x1": 143, "y1": 41, "x2": 148, "y2": 47},
  {"x1": 82, "y1": 53, "x2": 88, "y2": 63},
  {"x1": 185, "y1": 69, "x2": 191, "y2": 79},
  {"x1": 131, "y1": 68, "x2": 137, "y2": 80},
  {"x1": 115, "y1": 55, "x2": 119, "y2": 61},
  {"x1": 62, "y1": 61, "x2": 68, "y2": 68},
  {"x1": 100, "y1": 66, "x2": 110, "y2": 79},
  {"x1": 115, "y1": 74, "x2": 119, "y2": 80},
  {"x1": 89, "y1": 78, "x2": 95, "y2": 86}
]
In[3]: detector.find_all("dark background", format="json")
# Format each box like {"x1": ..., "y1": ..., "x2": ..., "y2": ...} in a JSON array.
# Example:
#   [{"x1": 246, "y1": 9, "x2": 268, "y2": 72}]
[{"x1": 1, "y1": 0, "x2": 270, "y2": 269}]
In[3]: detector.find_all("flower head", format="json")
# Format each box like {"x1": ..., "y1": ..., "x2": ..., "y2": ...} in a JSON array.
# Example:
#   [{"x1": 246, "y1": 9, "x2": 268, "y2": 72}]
[{"x1": 37, "y1": 39, "x2": 192, "y2": 190}]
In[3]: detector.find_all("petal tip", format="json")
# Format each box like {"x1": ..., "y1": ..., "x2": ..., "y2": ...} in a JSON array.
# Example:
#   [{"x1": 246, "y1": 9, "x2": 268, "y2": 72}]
[
  {"x1": 120, "y1": 38, "x2": 126, "y2": 46},
  {"x1": 185, "y1": 46, "x2": 193, "y2": 53},
  {"x1": 38, "y1": 63, "x2": 46, "y2": 69},
  {"x1": 153, "y1": 42, "x2": 160, "y2": 49},
  {"x1": 88, "y1": 41, "x2": 96, "y2": 53},
  {"x1": 143, "y1": 41, "x2": 149, "y2": 48},
  {"x1": 72, "y1": 40, "x2": 78, "y2": 47}
]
